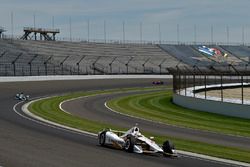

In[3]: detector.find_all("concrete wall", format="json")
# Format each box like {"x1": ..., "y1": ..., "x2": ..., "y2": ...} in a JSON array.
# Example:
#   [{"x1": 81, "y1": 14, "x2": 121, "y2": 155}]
[{"x1": 173, "y1": 94, "x2": 250, "y2": 119}]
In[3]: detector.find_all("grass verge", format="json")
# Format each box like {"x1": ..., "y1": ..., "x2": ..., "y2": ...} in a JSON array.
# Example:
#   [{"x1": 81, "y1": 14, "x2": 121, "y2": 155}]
[
  {"x1": 28, "y1": 87, "x2": 250, "y2": 163},
  {"x1": 107, "y1": 90, "x2": 250, "y2": 137}
]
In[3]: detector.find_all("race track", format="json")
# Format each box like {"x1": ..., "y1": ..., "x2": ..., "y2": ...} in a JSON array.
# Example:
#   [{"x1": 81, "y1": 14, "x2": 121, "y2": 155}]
[
  {"x1": 62, "y1": 91, "x2": 250, "y2": 149},
  {"x1": 0, "y1": 78, "x2": 237, "y2": 167}
]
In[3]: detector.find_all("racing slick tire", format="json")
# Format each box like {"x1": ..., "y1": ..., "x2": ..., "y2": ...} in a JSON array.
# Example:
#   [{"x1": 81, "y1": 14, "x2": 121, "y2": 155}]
[
  {"x1": 124, "y1": 136, "x2": 135, "y2": 153},
  {"x1": 163, "y1": 140, "x2": 175, "y2": 156},
  {"x1": 99, "y1": 131, "x2": 106, "y2": 146}
]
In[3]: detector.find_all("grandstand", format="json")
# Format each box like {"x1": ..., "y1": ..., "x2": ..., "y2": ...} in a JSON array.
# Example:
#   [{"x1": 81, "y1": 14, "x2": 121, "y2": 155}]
[
  {"x1": 0, "y1": 38, "x2": 180, "y2": 76},
  {"x1": 220, "y1": 45, "x2": 250, "y2": 63},
  {"x1": 1, "y1": 37, "x2": 250, "y2": 76}
]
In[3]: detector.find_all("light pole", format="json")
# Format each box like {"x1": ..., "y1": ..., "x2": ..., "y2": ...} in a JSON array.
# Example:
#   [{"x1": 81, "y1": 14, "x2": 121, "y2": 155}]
[
  {"x1": 158, "y1": 23, "x2": 161, "y2": 44},
  {"x1": 33, "y1": 12, "x2": 37, "y2": 40},
  {"x1": 140, "y1": 22, "x2": 142, "y2": 43},
  {"x1": 226, "y1": 25, "x2": 229, "y2": 45},
  {"x1": 87, "y1": 19, "x2": 90, "y2": 42},
  {"x1": 69, "y1": 17, "x2": 72, "y2": 41},
  {"x1": 177, "y1": 24, "x2": 180, "y2": 44},
  {"x1": 122, "y1": 21, "x2": 125, "y2": 43},
  {"x1": 33, "y1": 13, "x2": 36, "y2": 28},
  {"x1": 211, "y1": 25, "x2": 214, "y2": 44},
  {"x1": 104, "y1": 20, "x2": 106, "y2": 43},
  {"x1": 242, "y1": 25, "x2": 245, "y2": 45},
  {"x1": 52, "y1": 16, "x2": 55, "y2": 29},
  {"x1": 194, "y1": 24, "x2": 197, "y2": 44},
  {"x1": 11, "y1": 11, "x2": 14, "y2": 39}
]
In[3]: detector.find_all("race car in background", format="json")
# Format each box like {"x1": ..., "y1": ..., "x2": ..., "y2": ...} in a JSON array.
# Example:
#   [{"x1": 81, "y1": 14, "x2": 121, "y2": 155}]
[
  {"x1": 152, "y1": 81, "x2": 164, "y2": 85},
  {"x1": 198, "y1": 46, "x2": 228, "y2": 57},
  {"x1": 15, "y1": 92, "x2": 30, "y2": 101},
  {"x1": 98, "y1": 126, "x2": 177, "y2": 157}
]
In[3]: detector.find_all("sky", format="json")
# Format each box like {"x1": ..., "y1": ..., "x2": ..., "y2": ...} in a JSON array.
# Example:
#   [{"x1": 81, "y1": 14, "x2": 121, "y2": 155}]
[{"x1": 0, "y1": 0, "x2": 250, "y2": 44}]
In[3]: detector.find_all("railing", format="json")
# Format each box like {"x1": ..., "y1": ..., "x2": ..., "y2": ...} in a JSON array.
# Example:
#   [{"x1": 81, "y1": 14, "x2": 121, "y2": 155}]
[{"x1": 172, "y1": 67, "x2": 250, "y2": 105}]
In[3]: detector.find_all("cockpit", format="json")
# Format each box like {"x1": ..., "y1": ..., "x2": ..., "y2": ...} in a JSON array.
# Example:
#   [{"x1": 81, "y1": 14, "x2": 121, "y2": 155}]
[{"x1": 132, "y1": 127, "x2": 142, "y2": 136}]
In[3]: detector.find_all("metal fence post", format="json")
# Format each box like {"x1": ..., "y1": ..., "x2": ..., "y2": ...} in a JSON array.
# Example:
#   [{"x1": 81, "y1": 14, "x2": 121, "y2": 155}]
[
  {"x1": 174, "y1": 74, "x2": 177, "y2": 94},
  {"x1": 28, "y1": 54, "x2": 38, "y2": 76},
  {"x1": 241, "y1": 75, "x2": 244, "y2": 104},
  {"x1": 60, "y1": 56, "x2": 69, "y2": 75},
  {"x1": 126, "y1": 56, "x2": 134, "y2": 74},
  {"x1": 204, "y1": 75, "x2": 207, "y2": 99},
  {"x1": 178, "y1": 73, "x2": 181, "y2": 94},
  {"x1": 5, "y1": 64, "x2": 7, "y2": 76},
  {"x1": 221, "y1": 75, "x2": 223, "y2": 102},
  {"x1": 184, "y1": 75, "x2": 187, "y2": 96},
  {"x1": 76, "y1": 55, "x2": 86, "y2": 75},
  {"x1": 12, "y1": 63, "x2": 16, "y2": 76},
  {"x1": 44, "y1": 56, "x2": 52, "y2": 76}
]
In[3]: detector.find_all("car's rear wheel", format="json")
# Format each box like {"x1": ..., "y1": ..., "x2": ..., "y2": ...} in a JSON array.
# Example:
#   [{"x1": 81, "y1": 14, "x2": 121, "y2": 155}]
[
  {"x1": 99, "y1": 132, "x2": 106, "y2": 146},
  {"x1": 163, "y1": 140, "x2": 175, "y2": 156},
  {"x1": 124, "y1": 137, "x2": 135, "y2": 153}
]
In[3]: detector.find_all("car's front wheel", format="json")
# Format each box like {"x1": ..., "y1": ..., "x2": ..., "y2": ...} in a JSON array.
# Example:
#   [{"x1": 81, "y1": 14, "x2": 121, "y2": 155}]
[{"x1": 124, "y1": 137, "x2": 135, "y2": 153}]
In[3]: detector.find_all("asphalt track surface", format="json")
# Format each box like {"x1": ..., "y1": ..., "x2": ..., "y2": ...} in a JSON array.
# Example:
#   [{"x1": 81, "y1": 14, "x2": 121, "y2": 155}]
[{"x1": 0, "y1": 79, "x2": 239, "y2": 167}]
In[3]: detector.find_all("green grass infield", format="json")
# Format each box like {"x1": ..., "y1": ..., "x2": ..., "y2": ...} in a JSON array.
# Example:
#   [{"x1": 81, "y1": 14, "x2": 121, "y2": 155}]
[{"x1": 107, "y1": 91, "x2": 250, "y2": 137}]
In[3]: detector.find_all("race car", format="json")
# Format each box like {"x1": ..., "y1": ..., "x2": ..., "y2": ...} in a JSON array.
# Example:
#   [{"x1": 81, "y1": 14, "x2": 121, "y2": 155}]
[
  {"x1": 152, "y1": 81, "x2": 164, "y2": 85},
  {"x1": 15, "y1": 92, "x2": 30, "y2": 101},
  {"x1": 98, "y1": 126, "x2": 177, "y2": 157}
]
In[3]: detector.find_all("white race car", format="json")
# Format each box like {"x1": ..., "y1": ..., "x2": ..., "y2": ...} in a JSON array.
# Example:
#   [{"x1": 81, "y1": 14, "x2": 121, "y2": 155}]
[
  {"x1": 98, "y1": 126, "x2": 177, "y2": 157},
  {"x1": 15, "y1": 93, "x2": 30, "y2": 101}
]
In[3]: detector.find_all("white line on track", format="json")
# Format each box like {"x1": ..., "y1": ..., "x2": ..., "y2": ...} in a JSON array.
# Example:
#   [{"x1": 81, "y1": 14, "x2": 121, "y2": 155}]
[{"x1": 13, "y1": 99, "x2": 97, "y2": 139}]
